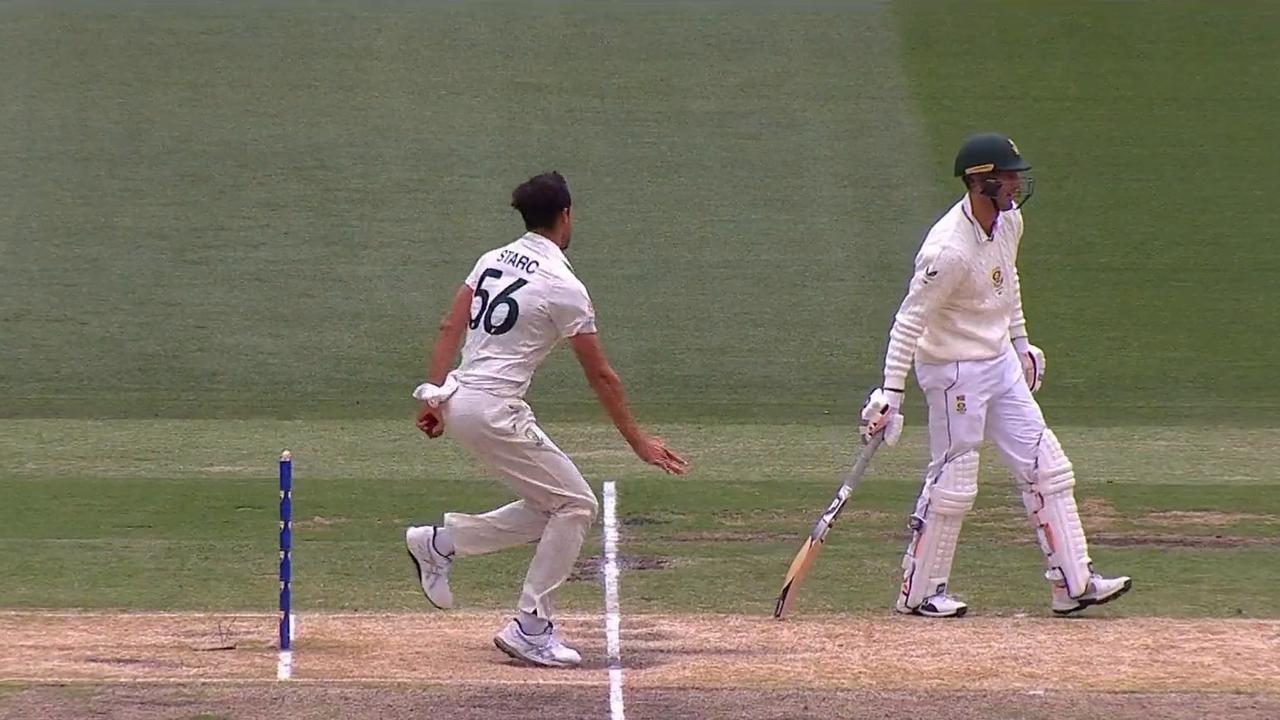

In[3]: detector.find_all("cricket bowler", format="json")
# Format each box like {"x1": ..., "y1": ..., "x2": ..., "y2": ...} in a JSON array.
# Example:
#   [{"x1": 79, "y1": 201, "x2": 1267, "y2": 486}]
[{"x1": 407, "y1": 172, "x2": 688, "y2": 666}]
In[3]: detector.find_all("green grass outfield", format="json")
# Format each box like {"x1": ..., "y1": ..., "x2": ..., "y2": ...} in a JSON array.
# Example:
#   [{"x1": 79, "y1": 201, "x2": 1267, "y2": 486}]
[
  {"x1": 2, "y1": 420, "x2": 1278, "y2": 616},
  {"x1": 1, "y1": 1, "x2": 1277, "y2": 619},
  {"x1": 2, "y1": 0, "x2": 1276, "y2": 424}
]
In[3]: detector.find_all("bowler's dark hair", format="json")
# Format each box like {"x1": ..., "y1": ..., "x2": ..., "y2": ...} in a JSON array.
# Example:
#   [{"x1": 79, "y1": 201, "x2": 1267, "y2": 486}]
[{"x1": 511, "y1": 172, "x2": 571, "y2": 231}]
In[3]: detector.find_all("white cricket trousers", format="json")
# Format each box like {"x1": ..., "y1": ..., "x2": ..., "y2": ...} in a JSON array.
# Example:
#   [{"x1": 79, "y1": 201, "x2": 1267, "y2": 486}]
[
  {"x1": 915, "y1": 347, "x2": 1044, "y2": 483},
  {"x1": 440, "y1": 385, "x2": 599, "y2": 620}
]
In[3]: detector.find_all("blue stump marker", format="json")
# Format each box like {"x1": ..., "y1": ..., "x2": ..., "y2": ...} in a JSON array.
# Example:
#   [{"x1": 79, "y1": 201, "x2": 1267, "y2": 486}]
[{"x1": 278, "y1": 450, "x2": 293, "y2": 679}]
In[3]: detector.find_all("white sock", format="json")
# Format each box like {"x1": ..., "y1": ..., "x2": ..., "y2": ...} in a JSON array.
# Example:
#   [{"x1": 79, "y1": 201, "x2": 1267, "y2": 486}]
[
  {"x1": 433, "y1": 525, "x2": 455, "y2": 556},
  {"x1": 517, "y1": 610, "x2": 550, "y2": 635}
]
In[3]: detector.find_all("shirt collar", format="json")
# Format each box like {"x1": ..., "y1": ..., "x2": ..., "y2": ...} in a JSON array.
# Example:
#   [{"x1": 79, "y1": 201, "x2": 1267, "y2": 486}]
[
  {"x1": 959, "y1": 193, "x2": 996, "y2": 243},
  {"x1": 520, "y1": 231, "x2": 572, "y2": 269}
]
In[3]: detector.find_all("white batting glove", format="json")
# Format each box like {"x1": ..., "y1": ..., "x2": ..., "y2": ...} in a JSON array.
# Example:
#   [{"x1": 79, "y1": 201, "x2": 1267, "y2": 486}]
[
  {"x1": 860, "y1": 388, "x2": 904, "y2": 446},
  {"x1": 1021, "y1": 344, "x2": 1046, "y2": 393}
]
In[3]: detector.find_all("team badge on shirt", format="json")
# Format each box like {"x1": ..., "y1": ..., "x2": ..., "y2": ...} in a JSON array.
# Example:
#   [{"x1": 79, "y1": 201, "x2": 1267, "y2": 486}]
[
  {"x1": 991, "y1": 267, "x2": 1005, "y2": 295},
  {"x1": 955, "y1": 395, "x2": 968, "y2": 414}
]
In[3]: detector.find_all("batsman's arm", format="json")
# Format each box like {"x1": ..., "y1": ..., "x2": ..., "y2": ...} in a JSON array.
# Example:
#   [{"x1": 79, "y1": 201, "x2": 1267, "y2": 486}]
[
  {"x1": 1009, "y1": 268, "x2": 1030, "y2": 353},
  {"x1": 426, "y1": 284, "x2": 473, "y2": 384},
  {"x1": 1006, "y1": 268, "x2": 1046, "y2": 391},
  {"x1": 881, "y1": 247, "x2": 964, "y2": 393},
  {"x1": 1007, "y1": 210, "x2": 1031, "y2": 352}
]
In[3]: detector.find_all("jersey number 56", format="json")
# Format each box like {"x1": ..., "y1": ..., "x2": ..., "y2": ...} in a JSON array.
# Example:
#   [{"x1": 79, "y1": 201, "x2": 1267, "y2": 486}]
[{"x1": 470, "y1": 269, "x2": 528, "y2": 336}]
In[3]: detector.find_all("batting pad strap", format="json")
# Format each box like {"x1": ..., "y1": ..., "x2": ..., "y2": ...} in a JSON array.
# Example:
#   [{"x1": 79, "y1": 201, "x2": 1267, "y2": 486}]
[
  {"x1": 1024, "y1": 429, "x2": 1092, "y2": 596},
  {"x1": 900, "y1": 451, "x2": 979, "y2": 608}
]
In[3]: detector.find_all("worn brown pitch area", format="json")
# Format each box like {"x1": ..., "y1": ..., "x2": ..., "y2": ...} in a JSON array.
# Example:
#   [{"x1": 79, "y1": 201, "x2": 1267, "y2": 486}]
[
  {"x1": 5, "y1": 685, "x2": 1280, "y2": 720},
  {"x1": 1, "y1": 611, "x2": 1278, "y2": 719}
]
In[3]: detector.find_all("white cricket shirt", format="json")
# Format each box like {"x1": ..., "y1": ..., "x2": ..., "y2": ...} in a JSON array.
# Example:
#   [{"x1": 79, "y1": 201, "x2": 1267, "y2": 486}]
[
  {"x1": 453, "y1": 232, "x2": 597, "y2": 398},
  {"x1": 881, "y1": 194, "x2": 1029, "y2": 392}
]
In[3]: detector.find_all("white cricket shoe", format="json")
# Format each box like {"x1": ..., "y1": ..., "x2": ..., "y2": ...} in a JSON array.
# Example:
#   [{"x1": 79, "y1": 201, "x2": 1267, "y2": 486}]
[
  {"x1": 1052, "y1": 573, "x2": 1132, "y2": 615},
  {"x1": 896, "y1": 591, "x2": 968, "y2": 618},
  {"x1": 405, "y1": 525, "x2": 453, "y2": 610},
  {"x1": 493, "y1": 619, "x2": 582, "y2": 668}
]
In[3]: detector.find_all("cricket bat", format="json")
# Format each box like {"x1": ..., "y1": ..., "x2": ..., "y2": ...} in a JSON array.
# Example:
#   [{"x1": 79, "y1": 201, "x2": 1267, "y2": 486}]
[{"x1": 773, "y1": 434, "x2": 884, "y2": 619}]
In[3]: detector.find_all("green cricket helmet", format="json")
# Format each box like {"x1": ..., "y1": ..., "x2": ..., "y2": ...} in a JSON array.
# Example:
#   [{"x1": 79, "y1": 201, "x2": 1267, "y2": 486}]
[
  {"x1": 954, "y1": 132, "x2": 1035, "y2": 209},
  {"x1": 953, "y1": 133, "x2": 1031, "y2": 177}
]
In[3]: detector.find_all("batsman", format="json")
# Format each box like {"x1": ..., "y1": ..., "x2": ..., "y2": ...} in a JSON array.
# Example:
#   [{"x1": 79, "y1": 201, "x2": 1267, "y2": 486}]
[{"x1": 861, "y1": 133, "x2": 1132, "y2": 618}]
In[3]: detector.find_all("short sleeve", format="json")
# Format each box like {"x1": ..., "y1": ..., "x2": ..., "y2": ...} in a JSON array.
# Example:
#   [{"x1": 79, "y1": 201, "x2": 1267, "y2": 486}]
[
  {"x1": 549, "y1": 280, "x2": 598, "y2": 338},
  {"x1": 463, "y1": 257, "x2": 486, "y2": 290}
]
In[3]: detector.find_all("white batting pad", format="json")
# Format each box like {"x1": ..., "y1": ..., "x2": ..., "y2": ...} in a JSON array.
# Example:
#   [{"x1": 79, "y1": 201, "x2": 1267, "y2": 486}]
[
  {"x1": 1020, "y1": 428, "x2": 1093, "y2": 596},
  {"x1": 900, "y1": 450, "x2": 979, "y2": 609}
]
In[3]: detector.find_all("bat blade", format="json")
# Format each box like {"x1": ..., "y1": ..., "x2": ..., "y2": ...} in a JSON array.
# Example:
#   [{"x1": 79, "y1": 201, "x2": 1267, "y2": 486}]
[
  {"x1": 772, "y1": 436, "x2": 883, "y2": 620},
  {"x1": 772, "y1": 491, "x2": 848, "y2": 619},
  {"x1": 773, "y1": 535, "x2": 825, "y2": 619}
]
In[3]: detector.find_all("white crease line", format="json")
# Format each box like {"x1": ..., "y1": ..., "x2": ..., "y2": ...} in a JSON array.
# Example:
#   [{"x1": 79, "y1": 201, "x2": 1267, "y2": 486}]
[
  {"x1": 276, "y1": 649, "x2": 292, "y2": 681},
  {"x1": 0, "y1": 677, "x2": 609, "y2": 686},
  {"x1": 602, "y1": 480, "x2": 625, "y2": 720},
  {"x1": 0, "y1": 611, "x2": 607, "y2": 620}
]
